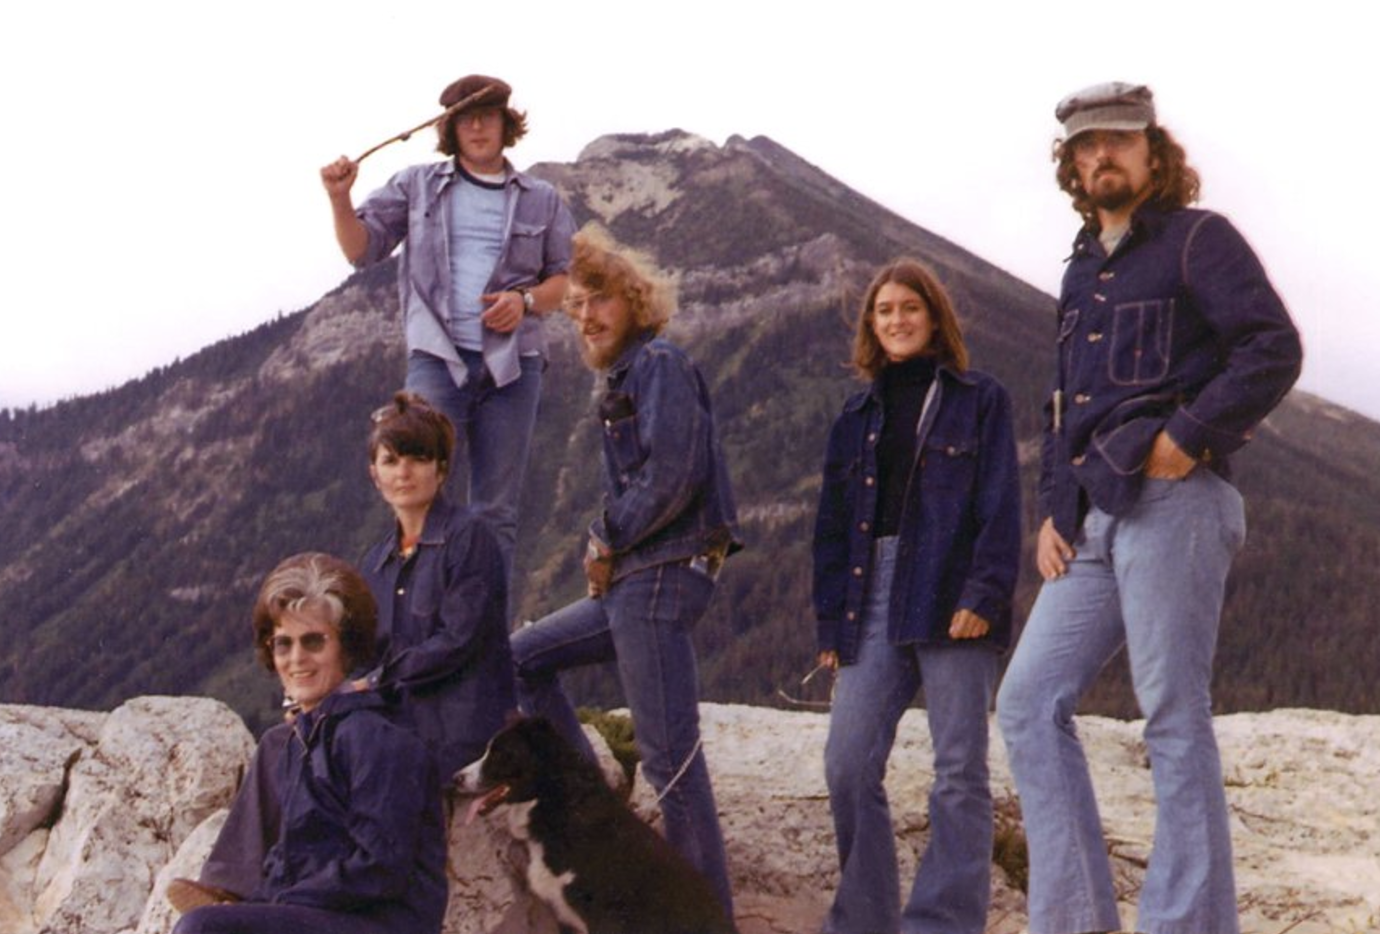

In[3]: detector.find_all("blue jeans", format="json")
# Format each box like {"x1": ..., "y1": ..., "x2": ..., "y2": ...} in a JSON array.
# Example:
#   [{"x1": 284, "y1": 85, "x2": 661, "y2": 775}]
[
  {"x1": 510, "y1": 562, "x2": 734, "y2": 915},
  {"x1": 823, "y1": 537, "x2": 998, "y2": 934},
  {"x1": 405, "y1": 349, "x2": 543, "y2": 581},
  {"x1": 996, "y1": 471, "x2": 1246, "y2": 934}
]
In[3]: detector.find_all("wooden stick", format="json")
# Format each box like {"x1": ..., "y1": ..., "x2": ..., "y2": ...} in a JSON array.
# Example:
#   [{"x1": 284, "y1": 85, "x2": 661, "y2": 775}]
[{"x1": 354, "y1": 83, "x2": 499, "y2": 163}]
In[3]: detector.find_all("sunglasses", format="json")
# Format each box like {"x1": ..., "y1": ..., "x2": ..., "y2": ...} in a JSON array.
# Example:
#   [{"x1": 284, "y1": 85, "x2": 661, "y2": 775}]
[{"x1": 268, "y1": 632, "x2": 334, "y2": 656}]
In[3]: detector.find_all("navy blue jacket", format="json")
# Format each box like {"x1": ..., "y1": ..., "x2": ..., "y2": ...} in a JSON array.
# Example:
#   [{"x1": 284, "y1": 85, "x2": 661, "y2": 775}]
[
  {"x1": 255, "y1": 690, "x2": 448, "y2": 934},
  {"x1": 813, "y1": 365, "x2": 1022, "y2": 662},
  {"x1": 591, "y1": 331, "x2": 742, "y2": 579},
  {"x1": 363, "y1": 495, "x2": 517, "y2": 775},
  {"x1": 1043, "y1": 207, "x2": 1302, "y2": 538}
]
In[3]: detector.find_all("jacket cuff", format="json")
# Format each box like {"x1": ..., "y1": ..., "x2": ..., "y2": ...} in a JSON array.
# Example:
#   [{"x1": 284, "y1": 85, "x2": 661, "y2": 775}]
[{"x1": 1165, "y1": 407, "x2": 1248, "y2": 463}]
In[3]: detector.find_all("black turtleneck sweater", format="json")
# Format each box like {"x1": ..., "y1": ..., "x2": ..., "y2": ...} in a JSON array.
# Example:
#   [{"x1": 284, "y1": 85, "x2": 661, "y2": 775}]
[{"x1": 875, "y1": 356, "x2": 937, "y2": 538}]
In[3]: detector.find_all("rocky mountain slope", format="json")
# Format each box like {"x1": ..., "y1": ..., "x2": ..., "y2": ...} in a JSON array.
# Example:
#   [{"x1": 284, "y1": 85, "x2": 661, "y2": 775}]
[
  {"x1": 2, "y1": 131, "x2": 1380, "y2": 732},
  {"x1": 1, "y1": 698, "x2": 1375, "y2": 934}
]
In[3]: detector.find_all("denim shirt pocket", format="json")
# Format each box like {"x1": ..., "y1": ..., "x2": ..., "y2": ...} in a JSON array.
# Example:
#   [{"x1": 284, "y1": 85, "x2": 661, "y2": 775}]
[
  {"x1": 1108, "y1": 299, "x2": 1174, "y2": 385},
  {"x1": 505, "y1": 220, "x2": 549, "y2": 278}
]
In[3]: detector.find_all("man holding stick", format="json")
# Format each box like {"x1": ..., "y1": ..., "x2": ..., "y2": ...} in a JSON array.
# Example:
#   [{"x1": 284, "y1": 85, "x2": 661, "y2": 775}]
[{"x1": 321, "y1": 75, "x2": 576, "y2": 582}]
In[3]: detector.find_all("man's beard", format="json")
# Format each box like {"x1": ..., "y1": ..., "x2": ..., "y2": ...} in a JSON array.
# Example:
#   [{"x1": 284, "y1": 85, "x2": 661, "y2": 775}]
[
  {"x1": 581, "y1": 334, "x2": 631, "y2": 371},
  {"x1": 1088, "y1": 170, "x2": 1143, "y2": 212}
]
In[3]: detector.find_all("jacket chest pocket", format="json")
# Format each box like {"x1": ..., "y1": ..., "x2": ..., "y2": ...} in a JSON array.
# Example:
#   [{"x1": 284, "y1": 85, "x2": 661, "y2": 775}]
[
  {"x1": 603, "y1": 414, "x2": 645, "y2": 482},
  {"x1": 919, "y1": 436, "x2": 978, "y2": 490},
  {"x1": 1109, "y1": 299, "x2": 1174, "y2": 385}
]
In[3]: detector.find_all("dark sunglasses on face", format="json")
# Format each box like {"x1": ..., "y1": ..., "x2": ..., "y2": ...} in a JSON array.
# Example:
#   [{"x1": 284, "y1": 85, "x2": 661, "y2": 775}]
[{"x1": 268, "y1": 632, "x2": 333, "y2": 656}]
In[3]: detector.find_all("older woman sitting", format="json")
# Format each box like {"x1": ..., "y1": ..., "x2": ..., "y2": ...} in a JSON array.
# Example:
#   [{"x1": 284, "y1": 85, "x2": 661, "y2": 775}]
[{"x1": 172, "y1": 553, "x2": 447, "y2": 934}]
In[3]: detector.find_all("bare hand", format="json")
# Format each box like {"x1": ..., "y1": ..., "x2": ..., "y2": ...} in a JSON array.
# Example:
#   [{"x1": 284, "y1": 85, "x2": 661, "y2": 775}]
[
  {"x1": 1036, "y1": 516, "x2": 1076, "y2": 581},
  {"x1": 480, "y1": 290, "x2": 525, "y2": 333},
  {"x1": 1143, "y1": 430, "x2": 1197, "y2": 480},
  {"x1": 584, "y1": 540, "x2": 613, "y2": 598},
  {"x1": 320, "y1": 155, "x2": 359, "y2": 198},
  {"x1": 949, "y1": 609, "x2": 991, "y2": 640},
  {"x1": 817, "y1": 650, "x2": 839, "y2": 672}
]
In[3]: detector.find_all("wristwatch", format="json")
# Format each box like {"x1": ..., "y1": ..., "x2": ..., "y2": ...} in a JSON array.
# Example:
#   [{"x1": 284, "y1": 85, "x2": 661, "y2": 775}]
[{"x1": 517, "y1": 287, "x2": 535, "y2": 313}]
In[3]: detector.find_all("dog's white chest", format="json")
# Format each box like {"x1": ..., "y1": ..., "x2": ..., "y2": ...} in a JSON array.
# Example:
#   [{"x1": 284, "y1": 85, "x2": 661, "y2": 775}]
[{"x1": 508, "y1": 801, "x2": 588, "y2": 934}]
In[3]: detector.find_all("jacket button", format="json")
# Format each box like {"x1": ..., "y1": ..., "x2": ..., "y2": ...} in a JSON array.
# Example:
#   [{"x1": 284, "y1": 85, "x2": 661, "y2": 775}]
[
  {"x1": 867, "y1": 432, "x2": 877, "y2": 443},
  {"x1": 1087, "y1": 332, "x2": 1103, "y2": 342},
  {"x1": 1099, "y1": 270, "x2": 1115, "y2": 282},
  {"x1": 396, "y1": 587, "x2": 406, "y2": 596},
  {"x1": 852, "y1": 566, "x2": 864, "y2": 577},
  {"x1": 846, "y1": 611, "x2": 857, "y2": 621},
  {"x1": 1093, "y1": 293, "x2": 1107, "y2": 303},
  {"x1": 858, "y1": 521, "x2": 870, "y2": 532},
  {"x1": 1073, "y1": 393, "x2": 1091, "y2": 404},
  {"x1": 864, "y1": 476, "x2": 875, "y2": 487},
  {"x1": 1071, "y1": 454, "x2": 1087, "y2": 466}
]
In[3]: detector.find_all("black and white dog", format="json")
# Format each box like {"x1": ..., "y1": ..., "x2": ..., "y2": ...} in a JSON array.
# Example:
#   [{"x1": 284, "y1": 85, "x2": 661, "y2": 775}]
[{"x1": 455, "y1": 717, "x2": 737, "y2": 934}]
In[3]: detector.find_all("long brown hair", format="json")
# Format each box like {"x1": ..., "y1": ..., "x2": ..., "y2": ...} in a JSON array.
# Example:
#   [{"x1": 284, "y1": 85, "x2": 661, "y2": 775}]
[
  {"x1": 852, "y1": 259, "x2": 969, "y2": 380},
  {"x1": 1053, "y1": 124, "x2": 1201, "y2": 227}
]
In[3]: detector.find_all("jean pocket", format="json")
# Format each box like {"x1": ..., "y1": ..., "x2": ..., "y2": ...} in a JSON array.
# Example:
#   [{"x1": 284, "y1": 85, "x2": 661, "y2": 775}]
[{"x1": 1109, "y1": 299, "x2": 1174, "y2": 385}]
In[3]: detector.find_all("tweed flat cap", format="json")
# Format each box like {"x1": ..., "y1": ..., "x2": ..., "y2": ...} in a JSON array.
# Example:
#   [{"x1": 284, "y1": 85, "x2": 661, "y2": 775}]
[{"x1": 1055, "y1": 82, "x2": 1155, "y2": 139}]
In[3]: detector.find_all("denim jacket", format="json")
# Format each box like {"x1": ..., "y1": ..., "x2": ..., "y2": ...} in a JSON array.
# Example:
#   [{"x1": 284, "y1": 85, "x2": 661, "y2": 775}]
[
  {"x1": 362, "y1": 495, "x2": 516, "y2": 774},
  {"x1": 353, "y1": 159, "x2": 576, "y2": 388},
  {"x1": 813, "y1": 366, "x2": 1021, "y2": 662},
  {"x1": 590, "y1": 332, "x2": 742, "y2": 580},
  {"x1": 256, "y1": 690, "x2": 448, "y2": 934},
  {"x1": 1042, "y1": 206, "x2": 1302, "y2": 539}
]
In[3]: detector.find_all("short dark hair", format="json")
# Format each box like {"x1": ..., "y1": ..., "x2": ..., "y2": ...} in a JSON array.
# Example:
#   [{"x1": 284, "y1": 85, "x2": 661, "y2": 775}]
[
  {"x1": 367, "y1": 391, "x2": 456, "y2": 476},
  {"x1": 251, "y1": 553, "x2": 378, "y2": 673},
  {"x1": 852, "y1": 259, "x2": 969, "y2": 380},
  {"x1": 436, "y1": 106, "x2": 529, "y2": 158},
  {"x1": 1053, "y1": 124, "x2": 1201, "y2": 227}
]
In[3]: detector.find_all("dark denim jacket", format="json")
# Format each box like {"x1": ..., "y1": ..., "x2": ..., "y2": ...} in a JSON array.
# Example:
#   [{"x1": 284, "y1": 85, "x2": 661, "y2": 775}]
[
  {"x1": 257, "y1": 690, "x2": 447, "y2": 933},
  {"x1": 354, "y1": 159, "x2": 576, "y2": 387},
  {"x1": 590, "y1": 332, "x2": 742, "y2": 580},
  {"x1": 813, "y1": 366, "x2": 1021, "y2": 662},
  {"x1": 1042, "y1": 207, "x2": 1302, "y2": 539},
  {"x1": 362, "y1": 496, "x2": 516, "y2": 775}
]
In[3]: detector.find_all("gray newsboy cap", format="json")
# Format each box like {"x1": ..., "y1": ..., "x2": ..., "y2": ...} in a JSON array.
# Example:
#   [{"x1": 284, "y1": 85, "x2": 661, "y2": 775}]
[{"x1": 1055, "y1": 82, "x2": 1155, "y2": 139}]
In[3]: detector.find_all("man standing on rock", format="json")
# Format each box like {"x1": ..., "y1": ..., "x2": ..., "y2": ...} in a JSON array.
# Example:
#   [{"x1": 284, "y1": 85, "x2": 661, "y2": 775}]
[
  {"x1": 509, "y1": 229, "x2": 741, "y2": 919},
  {"x1": 997, "y1": 82, "x2": 1302, "y2": 934},
  {"x1": 320, "y1": 74, "x2": 576, "y2": 584}
]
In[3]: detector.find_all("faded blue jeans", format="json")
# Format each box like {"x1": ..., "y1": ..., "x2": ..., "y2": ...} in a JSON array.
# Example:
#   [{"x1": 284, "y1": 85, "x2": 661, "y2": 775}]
[
  {"x1": 405, "y1": 348, "x2": 543, "y2": 583},
  {"x1": 997, "y1": 471, "x2": 1246, "y2": 934},
  {"x1": 823, "y1": 537, "x2": 999, "y2": 934},
  {"x1": 510, "y1": 562, "x2": 734, "y2": 916}
]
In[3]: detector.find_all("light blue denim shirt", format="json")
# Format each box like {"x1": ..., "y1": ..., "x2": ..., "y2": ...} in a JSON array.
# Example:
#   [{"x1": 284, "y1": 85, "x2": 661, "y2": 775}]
[{"x1": 353, "y1": 159, "x2": 576, "y2": 388}]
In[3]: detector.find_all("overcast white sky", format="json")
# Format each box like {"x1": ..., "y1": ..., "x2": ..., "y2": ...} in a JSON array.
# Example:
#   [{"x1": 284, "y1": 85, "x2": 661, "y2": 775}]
[{"x1": 2, "y1": 2, "x2": 1376, "y2": 419}]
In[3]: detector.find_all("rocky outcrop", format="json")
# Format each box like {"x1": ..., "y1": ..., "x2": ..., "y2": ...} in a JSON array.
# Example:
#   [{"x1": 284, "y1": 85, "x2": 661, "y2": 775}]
[{"x1": 1, "y1": 699, "x2": 1376, "y2": 934}]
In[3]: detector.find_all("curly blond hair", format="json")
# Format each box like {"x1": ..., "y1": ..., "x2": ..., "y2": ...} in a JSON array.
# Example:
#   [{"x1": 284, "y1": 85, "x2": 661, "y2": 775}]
[{"x1": 568, "y1": 225, "x2": 675, "y2": 334}]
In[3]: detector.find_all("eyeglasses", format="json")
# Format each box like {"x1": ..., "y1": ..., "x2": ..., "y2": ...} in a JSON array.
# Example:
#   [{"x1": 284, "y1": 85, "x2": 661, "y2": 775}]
[
  {"x1": 268, "y1": 632, "x2": 333, "y2": 656},
  {"x1": 775, "y1": 662, "x2": 835, "y2": 709},
  {"x1": 560, "y1": 292, "x2": 607, "y2": 316}
]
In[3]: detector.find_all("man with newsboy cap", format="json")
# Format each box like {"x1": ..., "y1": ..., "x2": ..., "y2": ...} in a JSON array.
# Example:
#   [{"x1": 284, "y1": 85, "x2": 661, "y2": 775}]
[
  {"x1": 321, "y1": 75, "x2": 576, "y2": 582},
  {"x1": 996, "y1": 83, "x2": 1302, "y2": 934}
]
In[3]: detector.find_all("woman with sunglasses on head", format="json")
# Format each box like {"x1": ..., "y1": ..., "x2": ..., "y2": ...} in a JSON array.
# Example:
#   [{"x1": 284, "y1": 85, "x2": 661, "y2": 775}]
[
  {"x1": 173, "y1": 553, "x2": 447, "y2": 934},
  {"x1": 356, "y1": 390, "x2": 517, "y2": 778},
  {"x1": 812, "y1": 259, "x2": 1021, "y2": 934}
]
